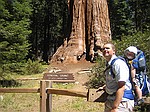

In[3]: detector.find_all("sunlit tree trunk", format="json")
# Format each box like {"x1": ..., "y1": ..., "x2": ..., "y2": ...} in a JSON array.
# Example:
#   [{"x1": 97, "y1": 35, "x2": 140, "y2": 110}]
[{"x1": 50, "y1": 0, "x2": 111, "y2": 63}]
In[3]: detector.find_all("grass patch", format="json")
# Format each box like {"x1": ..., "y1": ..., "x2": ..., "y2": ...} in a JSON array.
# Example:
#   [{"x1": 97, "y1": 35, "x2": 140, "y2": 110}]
[
  {"x1": 0, "y1": 93, "x2": 40, "y2": 112},
  {"x1": 52, "y1": 97, "x2": 104, "y2": 112},
  {"x1": 0, "y1": 78, "x2": 40, "y2": 112}
]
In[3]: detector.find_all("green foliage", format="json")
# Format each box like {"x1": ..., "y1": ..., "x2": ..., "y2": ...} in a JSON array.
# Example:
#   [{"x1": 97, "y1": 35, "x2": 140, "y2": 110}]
[
  {"x1": 0, "y1": 60, "x2": 44, "y2": 77},
  {"x1": 108, "y1": 0, "x2": 150, "y2": 39},
  {"x1": 128, "y1": 0, "x2": 150, "y2": 31},
  {"x1": 0, "y1": 0, "x2": 32, "y2": 64},
  {"x1": 0, "y1": 0, "x2": 32, "y2": 77},
  {"x1": 108, "y1": 0, "x2": 134, "y2": 39},
  {"x1": 87, "y1": 56, "x2": 106, "y2": 89},
  {"x1": 24, "y1": 59, "x2": 44, "y2": 75},
  {"x1": 114, "y1": 30, "x2": 150, "y2": 76},
  {"x1": 29, "y1": 0, "x2": 68, "y2": 62}
]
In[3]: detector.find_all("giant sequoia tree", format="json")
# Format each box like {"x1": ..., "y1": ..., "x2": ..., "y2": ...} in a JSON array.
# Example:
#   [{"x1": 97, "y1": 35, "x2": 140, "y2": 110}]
[{"x1": 51, "y1": 0, "x2": 111, "y2": 63}]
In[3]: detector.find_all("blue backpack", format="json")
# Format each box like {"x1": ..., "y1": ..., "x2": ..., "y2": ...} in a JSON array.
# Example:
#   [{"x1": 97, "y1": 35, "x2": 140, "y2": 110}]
[
  {"x1": 132, "y1": 50, "x2": 150, "y2": 96},
  {"x1": 110, "y1": 50, "x2": 150, "y2": 97}
]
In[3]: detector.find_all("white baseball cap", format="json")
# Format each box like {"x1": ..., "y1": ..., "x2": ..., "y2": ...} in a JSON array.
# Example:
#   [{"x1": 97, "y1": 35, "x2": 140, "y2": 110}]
[{"x1": 125, "y1": 46, "x2": 138, "y2": 55}]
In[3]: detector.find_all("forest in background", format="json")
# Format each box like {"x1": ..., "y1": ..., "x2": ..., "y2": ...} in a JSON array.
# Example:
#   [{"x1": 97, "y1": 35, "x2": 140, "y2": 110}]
[{"x1": 0, "y1": 0, "x2": 150, "y2": 77}]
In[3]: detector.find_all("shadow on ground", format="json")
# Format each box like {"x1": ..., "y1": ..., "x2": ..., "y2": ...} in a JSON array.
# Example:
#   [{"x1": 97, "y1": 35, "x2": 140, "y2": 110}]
[{"x1": 0, "y1": 79, "x2": 21, "y2": 87}]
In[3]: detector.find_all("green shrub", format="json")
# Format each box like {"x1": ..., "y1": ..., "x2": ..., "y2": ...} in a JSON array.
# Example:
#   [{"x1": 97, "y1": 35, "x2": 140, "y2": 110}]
[
  {"x1": 0, "y1": 59, "x2": 45, "y2": 78},
  {"x1": 0, "y1": 62, "x2": 25, "y2": 76},
  {"x1": 24, "y1": 59, "x2": 44, "y2": 75},
  {"x1": 86, "y1": 56, "x2": 106, "y2": 88}
]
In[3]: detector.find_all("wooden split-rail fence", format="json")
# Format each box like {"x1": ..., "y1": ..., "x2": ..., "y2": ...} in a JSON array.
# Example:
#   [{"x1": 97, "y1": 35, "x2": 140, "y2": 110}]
[
  {"x1": 0, "y1": 80, "x2": 89, "y2": 112},
  {"x1": 0, "y1": 73, "x2": 150, "y2": 112}
]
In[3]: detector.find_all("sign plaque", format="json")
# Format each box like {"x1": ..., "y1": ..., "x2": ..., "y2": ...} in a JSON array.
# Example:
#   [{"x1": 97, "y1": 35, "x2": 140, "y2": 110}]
[{"x1": 43, "y1": 73, "x2": 75, "y2": 82}]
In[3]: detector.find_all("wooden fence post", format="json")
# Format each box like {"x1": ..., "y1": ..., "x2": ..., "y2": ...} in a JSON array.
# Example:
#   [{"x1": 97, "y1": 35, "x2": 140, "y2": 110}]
[
  {"x1": 46, "y1": 81, "x2": 52, "y2": 112},
  {"x1": 40, "y1": 80, "x2": 47, "y2": 112}
]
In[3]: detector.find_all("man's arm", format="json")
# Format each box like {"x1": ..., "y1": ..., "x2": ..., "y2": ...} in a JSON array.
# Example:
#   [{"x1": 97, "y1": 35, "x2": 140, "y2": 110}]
[{"x1": 112, "y1": 81, "x2": 125, "y2": 111}]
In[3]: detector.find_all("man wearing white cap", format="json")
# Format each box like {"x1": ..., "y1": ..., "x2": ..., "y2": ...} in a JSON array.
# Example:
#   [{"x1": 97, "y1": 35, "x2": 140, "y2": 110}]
[{"x1": 124, "y1": 46, "x2": 145, "y2": 105}]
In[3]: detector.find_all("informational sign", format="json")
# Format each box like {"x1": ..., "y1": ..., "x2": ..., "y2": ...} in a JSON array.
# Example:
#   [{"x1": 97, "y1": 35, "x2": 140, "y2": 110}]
[{"x1": 43, "y1": 73, "x2": 75, "y2": 82}]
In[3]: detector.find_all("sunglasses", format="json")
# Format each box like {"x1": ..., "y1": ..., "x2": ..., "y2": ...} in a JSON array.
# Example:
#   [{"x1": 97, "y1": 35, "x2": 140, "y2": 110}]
[{"x1": 101, "y1": 47, "x2": 110, "y2": 51}]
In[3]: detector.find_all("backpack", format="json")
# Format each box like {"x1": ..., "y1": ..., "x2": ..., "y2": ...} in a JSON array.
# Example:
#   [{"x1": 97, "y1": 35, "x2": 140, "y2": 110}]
[
  {"x1": 110, "y1": 51, "x2": 150, "y2": 97},
  {"x1": 132, "y1": 50, "x2": 150, "y2": 96}
]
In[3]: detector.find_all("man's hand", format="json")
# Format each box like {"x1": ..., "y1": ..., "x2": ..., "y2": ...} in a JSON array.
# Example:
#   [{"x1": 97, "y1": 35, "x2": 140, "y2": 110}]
[{"x1": 111, "y1": 108, "x2": 118, "y2": 112}]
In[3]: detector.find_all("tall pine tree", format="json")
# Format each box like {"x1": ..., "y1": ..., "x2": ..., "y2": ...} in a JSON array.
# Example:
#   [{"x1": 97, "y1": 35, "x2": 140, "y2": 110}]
[
  {"x1": 0, "y1": 0, "x2": 32, "y2": 74},
  {"x1": 128, "y1": 0, "x2": 150, "y2": 31}
]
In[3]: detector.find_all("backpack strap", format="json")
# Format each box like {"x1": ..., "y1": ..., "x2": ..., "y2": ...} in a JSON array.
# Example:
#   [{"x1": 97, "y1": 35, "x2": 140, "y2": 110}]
[
  {"x1": 110, "y1": 58, "x2": 119, "y2": 78},
  {"x1": 110, "y1": 57, "x2": 130, "y2": 78}
]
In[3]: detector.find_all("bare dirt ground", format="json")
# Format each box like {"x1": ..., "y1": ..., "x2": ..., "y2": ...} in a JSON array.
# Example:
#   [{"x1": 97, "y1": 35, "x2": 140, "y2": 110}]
[{"x1": 50, "y1": 60, "x2": 96, "y2": 87}]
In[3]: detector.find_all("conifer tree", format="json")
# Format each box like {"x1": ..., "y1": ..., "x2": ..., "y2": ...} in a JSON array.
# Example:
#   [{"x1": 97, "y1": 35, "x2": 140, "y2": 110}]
[
  {"x1": 108, "y1": 0, "x2": 134, "y2": 40},
  {"x1": 0, "y1": 0, "x2": 32, "y2": 73}
]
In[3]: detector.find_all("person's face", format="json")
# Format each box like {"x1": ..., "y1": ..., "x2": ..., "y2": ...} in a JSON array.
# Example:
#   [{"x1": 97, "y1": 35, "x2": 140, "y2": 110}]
[
  {"x1": 102, "y1": 44, "x2": 115, "y2": 61},
  {"x1": 125, "y1": 51, "x2": 135, "y2": 60}
]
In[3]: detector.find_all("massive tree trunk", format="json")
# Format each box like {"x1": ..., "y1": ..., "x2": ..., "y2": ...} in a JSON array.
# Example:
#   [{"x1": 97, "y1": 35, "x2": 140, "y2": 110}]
[{"x1": 50, "y1": 0, "x2": 111, "y2": 63}]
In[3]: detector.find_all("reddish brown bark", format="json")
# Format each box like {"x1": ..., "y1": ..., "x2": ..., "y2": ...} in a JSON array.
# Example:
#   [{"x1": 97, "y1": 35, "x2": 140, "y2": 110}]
[{"x1": 50, "y1": 0, "x2": 111, "y2": 64}]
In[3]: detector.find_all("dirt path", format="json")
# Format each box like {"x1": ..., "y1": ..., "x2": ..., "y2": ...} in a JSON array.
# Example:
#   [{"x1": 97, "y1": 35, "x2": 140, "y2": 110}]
[{"x1": 49, "y1": 60, "x2": 95, "y2": 85}]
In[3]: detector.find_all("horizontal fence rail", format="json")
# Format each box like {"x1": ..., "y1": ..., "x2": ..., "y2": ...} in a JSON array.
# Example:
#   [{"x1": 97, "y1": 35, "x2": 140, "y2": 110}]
[
  {"x1": 0, "y1": 88, "x2": 87, "y2": 97},
  {"x1": 47, "y1": 88, "x2": 87, "y2": 97},
  {"x1": 0, "y1": 88, "x2": 40, "y2": 93}
]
